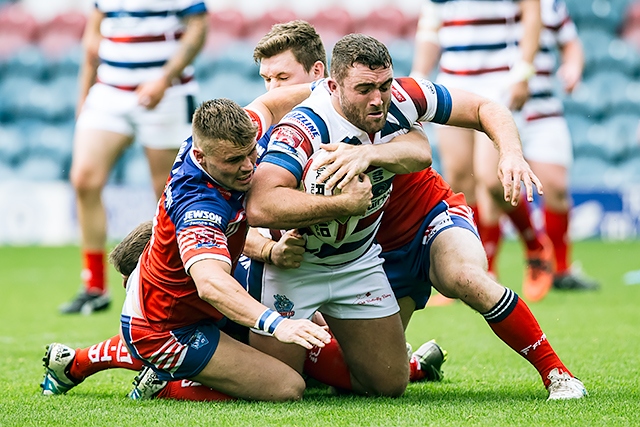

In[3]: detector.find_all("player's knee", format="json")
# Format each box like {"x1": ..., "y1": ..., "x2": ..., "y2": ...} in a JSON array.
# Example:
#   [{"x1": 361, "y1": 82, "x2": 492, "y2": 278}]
[
  {"x1": 69, "y1": 164, "x2": 105, "y2": 194},
  {"x1": 369, "y1": 376, "x2": 408, "y2": 398},
  {"x1": 359, "y1": 367, "x2": 408, "y2": 397},
  {"x1": 272, "y1": 373, "x2": 306, "y2": 401}
]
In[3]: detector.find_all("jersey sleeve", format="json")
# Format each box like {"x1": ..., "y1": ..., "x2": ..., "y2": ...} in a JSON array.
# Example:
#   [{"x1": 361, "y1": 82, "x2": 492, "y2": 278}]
[
  {"x1": 393, "y1": 77, "x2": 452, "y2": 125},
  {"x1": 260, "y1": 108, "x2": 326, "y2": 184},
  {"x1": 172, "y1": 198, "x2": 232, "y2": 273},
  {"x1": 245, "y1": 107, "x2": 268, "y2": 142},
  {"x1": 555, "y1": 2, "x2": 578, "y2": 47},
  {"x1": 176, "y1": 0, "x2": 207, "y2": 17}
]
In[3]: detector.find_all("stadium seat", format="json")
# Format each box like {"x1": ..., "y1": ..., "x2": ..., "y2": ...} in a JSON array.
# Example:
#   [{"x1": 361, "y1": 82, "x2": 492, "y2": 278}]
[
  {"x1": 565, "y1": 113, "x2": 593, "y2": 157},
  {"x1": 0, "y1": 124, "x2": 23, "y2": 166},
  {"x1": 200, "y1": 72, "x2": 265, "y2": 107},
  {"x1": 569, "y1": 155, "x2": 611, "y2": 189},
  {"x1": 567, "y1": 0, "x2": 627, "y2": 33},
  {"x1": 207, "y1": 40, "x2": 259, "y2": 79},
  {"x1": 0, "y1": 75, "x2": 36, "y2": 121},
  {"x1": 205, "y1": 9, "x2": 248, "y2": 53},
  {"x1": 602, "y1": 113, "x2": 640, "y2": 161},
  {"x1": 352, "y1": 7, "x2": 409, "y2": 44},
  {"x1": 26, "y1": 121, "x2": 74, "y2": 167},
  {"x1": 308, "y1": 7, "x2": 354, "y2": 47},
  {"x1": 120, "y1": 145, "x2": 152, "y2": 188},
  {"x1": 578, "y1": 28, "x2": 616, "y2": 77},
  {"x1": 387, "y1": 38, "x2": 415, "y2": 77},
  {"x1": 4, "y1": 45, "x2": 48, "y2": 81},
  {"x1": 37, "y1": 10, "x2": 86, "y2": 59},
  {"x1": 562, "y1": 74, "x2": 609, "y2": 119},
  {"x1": 243, "y1": 8, "x2": 298, "y2": 45},
  {"x1": 619, "y1": 156, "x2": 640, "y2": 184},
  {"x1": 0, "y1": 4, "x2": 38, "y2": 58},
  {"x1": 13, "y1": 155, "x2": 64, "y2": 181}
]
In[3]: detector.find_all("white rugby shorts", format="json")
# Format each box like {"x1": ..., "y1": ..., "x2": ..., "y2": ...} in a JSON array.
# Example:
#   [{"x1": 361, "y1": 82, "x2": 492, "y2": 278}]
[
  {"x1": 253, "y1": 243, "x2": 399, "y2": 335},
  {"x1": 520, "y1": 116, "x2": 573, "y2": 167},
  {"x1": 76, "y1": 82, "x2": 196, "y2": 149}
]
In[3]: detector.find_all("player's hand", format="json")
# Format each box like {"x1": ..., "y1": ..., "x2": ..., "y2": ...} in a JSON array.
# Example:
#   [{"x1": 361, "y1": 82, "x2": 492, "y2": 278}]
[
  {"x1": 315, "y1": 143, "x2": 371, "y2": 191},
  {"x1": 271, "y1": 230, "x2": 306, "y2": 269},
  {"x1": 273, "y1": 318, "x2": 331, "y2": 350},
  {"x1": 508, "y1": 80, "x2": 530, "y2": 111},
  {"x1": 557, "y1": 62, "x2": 582, "y2": 94},
  {"x1": 136, "y1": 77, "x2": 170, "y2": 109},
  {"x1": 339, "y1": 173, "x2": 373, "y2": 216},
  {"x1": 497, "y1": 153, "x2": 543, "y2": 205}
]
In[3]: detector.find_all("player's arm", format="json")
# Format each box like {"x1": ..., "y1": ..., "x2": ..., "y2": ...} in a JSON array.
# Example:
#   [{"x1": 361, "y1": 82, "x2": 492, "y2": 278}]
[
  {"x1": 137, "y1": 8, "x2": 208, "y2": 108},
  {"x1": 410, "y1": 1, "x2": 442, "y2": 79},
  {"x1": 190, "y1": 259, "x2": 330, "y2": 349},
  {"x1": 245, "y1": 84, "x2": 312, "y2": 129},
  {"x1": 318, "y1": 125, "x2": 433, "y2": 190},
  {"x1": 557, "y1": 37, "x2": 584, "y2": 94},
  {"x1": 508, "y1": 0, "x2": 542, "y2": 110},
  {"x1": 246, "y1": 161, "x2": 372, "y2": 229},
  {"x1": 76, "y1": 7, "x2": 103, "y2": 116},
  {"x1": 445, "y1": 87, "x2": 543, "y2": 204}
]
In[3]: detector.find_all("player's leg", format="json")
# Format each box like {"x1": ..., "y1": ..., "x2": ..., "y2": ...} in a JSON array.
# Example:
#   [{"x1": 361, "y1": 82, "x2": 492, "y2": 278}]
[
  {"x1": 64, "y1": 127, "x2": 133, "y2": 314},
  {"x1": 436, "y1": 125, "x2": 476, "y2": 205},
  {"x1": 323, "y1": 313, "x2": 409, "y2": 397},
  {"x1": 429, "y1": 225, "x2": 587, "y2": 399},
  {"x1": 41, "y1": 335, "x2": 144, "y2": 395},
  {"x1": 192, "y1": 332, "x2": 306, "y2": 401},
  {"x1": 523, "y1": 118, "x2": 599, "y2": 291},
  {"x1": 137, "y1": 91, "x2": 194, "y2": 200},
  {"x1": 474, "y1": 131, "x2": 554, "y2": 302}
]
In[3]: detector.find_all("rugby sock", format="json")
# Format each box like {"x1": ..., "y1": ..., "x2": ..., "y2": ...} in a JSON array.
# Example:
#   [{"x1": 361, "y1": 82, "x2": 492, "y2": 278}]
[
  {"x1": 545, "y1": 208, "x2": 570, "y2": 274},
  {"x1": 478, "y1": 221, "x2": 502, "y2": 276},
  {"x1": 409, "y1": 355, "x2": 426, "y2": 382},
  {"x1": 83, "y1": 250, "x2": 106, "y2": 294},
  {"x1": 69, "y1": 335, "x2": 143, "y2": 380},
  {"x1": 303, "y1": 338, "x2": 352, "y2": 391},
  {"x1": 505, "y1": 198, "x2": 543, "y2": 252},
  {"x1": 157, "y1": 380, "x2": 234, "y2": 401},
  {"x1": 483, "y1": 288, "x2": 570, "y2": 387}
]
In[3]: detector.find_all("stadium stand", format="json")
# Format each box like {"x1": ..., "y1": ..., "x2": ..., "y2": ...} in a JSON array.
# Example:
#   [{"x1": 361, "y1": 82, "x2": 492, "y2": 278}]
[{"x1": 0, "y1": 0, "x2": 639, "y2": 190}]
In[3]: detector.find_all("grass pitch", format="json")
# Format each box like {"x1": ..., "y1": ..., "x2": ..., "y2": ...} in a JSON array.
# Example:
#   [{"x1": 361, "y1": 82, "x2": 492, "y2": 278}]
[{"x1": 0, "y1": 240, "x2": 639, "y2": 426}]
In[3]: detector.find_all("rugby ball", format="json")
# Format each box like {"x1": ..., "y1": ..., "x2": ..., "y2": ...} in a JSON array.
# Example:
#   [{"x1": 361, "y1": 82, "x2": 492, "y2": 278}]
[{"x1": 301, "y1": 150, "x2": 360, "y2": 245}]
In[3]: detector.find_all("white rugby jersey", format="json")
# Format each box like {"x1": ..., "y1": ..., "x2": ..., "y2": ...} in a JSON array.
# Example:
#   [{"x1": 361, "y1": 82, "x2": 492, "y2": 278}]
[
  {"x1": 95, "y1": 0, "x2": 206, "y2": 92},
  {"x1": 523, "y1": 0, "x2": 577, "y2": 121},
  {"x1": 430, "y1": 0, "x2": 523, "y2": 77},
  {"x1": 261, "y1": 78, "x2": 452, "y2": 266}
]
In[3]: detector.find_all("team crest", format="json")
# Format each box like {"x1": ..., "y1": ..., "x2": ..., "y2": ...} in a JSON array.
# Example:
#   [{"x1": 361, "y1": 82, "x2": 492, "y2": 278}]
[
  {"x1": 189, "y1": 330, "x2": 209, "y2": 349},
  {"x1": 273, "y1": 294, "x2": 295, "y2": 318}
]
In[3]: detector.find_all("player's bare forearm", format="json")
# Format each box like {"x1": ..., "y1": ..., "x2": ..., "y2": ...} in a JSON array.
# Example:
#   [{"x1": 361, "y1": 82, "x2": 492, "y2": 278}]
[
  {"x1": 242, "y1": 228, "x2": 273, "y2": 263},
  {"x1": 519, "y1": 0, "x2": 542, "y2": 64},
  {"x1": 246, "y1": 84, "x2": 312, "y2": 128},
  {"x1": 161, "y1": 13, "x2": 207, "y2": 83},
  {"x1": 246, "y1": 164, "x2": 369, "y2": 229},
  {"x1": 76, "y1": 8, "x2": 102, "y2": 113}
]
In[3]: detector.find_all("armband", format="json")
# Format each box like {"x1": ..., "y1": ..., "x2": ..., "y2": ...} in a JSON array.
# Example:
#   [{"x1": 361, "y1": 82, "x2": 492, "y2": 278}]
[{"x1": 255, "y1": 308, "x2": 284, "y2": 334}]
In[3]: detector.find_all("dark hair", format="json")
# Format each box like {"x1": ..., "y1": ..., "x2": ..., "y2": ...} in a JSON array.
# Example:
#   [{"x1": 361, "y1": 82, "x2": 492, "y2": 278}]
[
  {"x1": 253, "y1": 20, "x2": 328, "y2": 77},
  {"x1": 192, "y1": 98, "x2": 257, "y2": 155},
  {"x1": 109, "y1": 221, "x2": 153, "y2": 276},
  {"x1": 330, "y1": 33, "x2": 393, "y2": 83}
]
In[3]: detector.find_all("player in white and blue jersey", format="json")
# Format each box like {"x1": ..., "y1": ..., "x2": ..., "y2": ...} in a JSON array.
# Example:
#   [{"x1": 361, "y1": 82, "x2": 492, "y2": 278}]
[
  {"x1": 61, "y1": 0, "x2": 208, "y2": 315},
  {"x1": 246, "y1": 33, "x2": 544, "y2": 397},
  {"x1": 520, "y1": 0, "x2": 599, "y2": 291}
]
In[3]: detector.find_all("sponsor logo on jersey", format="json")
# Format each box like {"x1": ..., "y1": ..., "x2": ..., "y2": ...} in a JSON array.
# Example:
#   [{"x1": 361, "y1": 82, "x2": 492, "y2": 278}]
[
  {"x1": 391, "y1": 85, "x2": 406, "y2": 102},
  {"x1": 164, "y1": 184, "x2": 174, "y2": 210},
  {"x1": 184, "y1": 210, "x2": 223, "y2": 225},
  {"x1": 271, "y1": 125, "x2": 307, "y2": 150},
  {"x1": 271, "y1": 140, "x2": 298, "y2": 155},
  {"x1": 288, "y1": 111, "x2": 320, "y2": 138},
  {"x1": 274, "y1": 294, "x2": 295, "y2": 318}
]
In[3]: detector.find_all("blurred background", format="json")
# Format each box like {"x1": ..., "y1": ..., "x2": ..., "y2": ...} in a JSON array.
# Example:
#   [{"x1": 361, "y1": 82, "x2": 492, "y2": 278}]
[{"x1": 0, "y1": 0, "x2": 639, "y2": 245}]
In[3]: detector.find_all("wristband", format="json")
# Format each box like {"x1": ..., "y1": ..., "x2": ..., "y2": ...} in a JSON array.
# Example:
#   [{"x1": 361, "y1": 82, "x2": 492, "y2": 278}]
[
  {"x1": 260, "y1": 240, "x2": 275, "y2": 264},
  {"x1": 255, "y1": 308, "x2": 284, "y2": 334},
  {"x1": 507, "y1": 60, "x2": 536, "y2": 84}
]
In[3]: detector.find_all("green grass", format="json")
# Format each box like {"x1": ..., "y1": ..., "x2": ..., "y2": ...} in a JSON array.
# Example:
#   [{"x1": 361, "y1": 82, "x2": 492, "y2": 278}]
[{"x1": 0, "y1": 241, "x2": 639, "y2": 426}]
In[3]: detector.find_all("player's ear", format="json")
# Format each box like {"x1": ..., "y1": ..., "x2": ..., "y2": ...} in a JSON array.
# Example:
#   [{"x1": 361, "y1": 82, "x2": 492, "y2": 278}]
[
  {"x1": 192, "y1": 146, "x2": 206, "y2": 165},
  {"x1": 312, "y1": 61, "x2": 325, "y2": 79},
  {"x1": 327, "y1": 78, "x2": 338, "y2": 93}
]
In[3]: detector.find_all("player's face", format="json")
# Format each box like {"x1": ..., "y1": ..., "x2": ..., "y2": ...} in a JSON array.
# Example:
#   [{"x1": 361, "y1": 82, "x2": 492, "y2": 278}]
[
  {"x1": 331, "y1": 64, "x2": 393, "y2": 134},
  {"x1": 259, "y1": 50, "x2": 318, "y2": 91},
  {"x1": 197, "y1": 139, "x2": 258, "y2": 192}
]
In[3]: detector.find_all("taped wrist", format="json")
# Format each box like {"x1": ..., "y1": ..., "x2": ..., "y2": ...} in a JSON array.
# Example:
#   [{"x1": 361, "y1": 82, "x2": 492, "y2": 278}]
[{"x1": 255, "y1": 308, "x2": 284, "y2": 334}]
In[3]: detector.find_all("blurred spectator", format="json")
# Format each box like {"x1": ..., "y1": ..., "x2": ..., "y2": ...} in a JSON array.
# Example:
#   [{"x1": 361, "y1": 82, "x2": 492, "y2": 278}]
[{"x1": 59, "y1": 1, "x2": 208, "y2": 315}]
